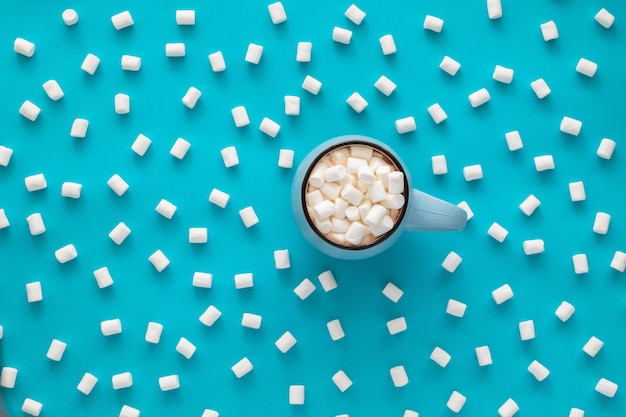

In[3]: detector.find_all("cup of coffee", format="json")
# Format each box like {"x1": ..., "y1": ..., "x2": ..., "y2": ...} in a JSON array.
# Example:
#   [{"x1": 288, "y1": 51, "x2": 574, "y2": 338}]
[{"x1": 292, "y1": 135, "x2": 467, "y2": 260}]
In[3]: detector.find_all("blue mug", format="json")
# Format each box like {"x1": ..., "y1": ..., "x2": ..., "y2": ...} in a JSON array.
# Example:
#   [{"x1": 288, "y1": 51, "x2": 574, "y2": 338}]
[{"x1": 291, "y1": 135, "x2": 467, "y2": 260}]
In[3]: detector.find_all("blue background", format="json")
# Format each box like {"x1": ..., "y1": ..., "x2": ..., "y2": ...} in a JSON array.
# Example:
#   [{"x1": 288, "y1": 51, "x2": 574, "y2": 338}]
[{"x1": 1, "y1": 1, "x2": 625, "y2": 416}]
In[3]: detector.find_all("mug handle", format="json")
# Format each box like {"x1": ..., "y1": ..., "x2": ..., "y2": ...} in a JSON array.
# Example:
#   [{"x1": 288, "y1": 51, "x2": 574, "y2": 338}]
[{"x1": 404, "y1": 189, "x2": 467, "y2": 232}]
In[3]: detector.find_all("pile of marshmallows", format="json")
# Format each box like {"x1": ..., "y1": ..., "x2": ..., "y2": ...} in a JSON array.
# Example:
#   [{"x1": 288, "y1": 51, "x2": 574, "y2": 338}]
[{"x1": 305, "y1": 145, "x2": 406, "y2": 246}]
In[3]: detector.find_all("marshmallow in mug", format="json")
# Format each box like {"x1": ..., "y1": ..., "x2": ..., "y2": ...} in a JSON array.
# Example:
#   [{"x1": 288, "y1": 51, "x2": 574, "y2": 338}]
[{"x1": 305, "y1": 145, "x2": 406, "y2": 247}]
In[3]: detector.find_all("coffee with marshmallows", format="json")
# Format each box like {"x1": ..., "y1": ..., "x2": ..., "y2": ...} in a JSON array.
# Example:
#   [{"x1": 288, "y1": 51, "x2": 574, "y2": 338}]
[{"x1": 303, "y1": 143, "x2": 407, "y2": 248}]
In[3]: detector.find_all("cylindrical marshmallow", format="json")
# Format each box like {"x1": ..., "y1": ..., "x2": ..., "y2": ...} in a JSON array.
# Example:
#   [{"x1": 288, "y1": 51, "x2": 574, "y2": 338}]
[
  {"x1": 534, "y1": 155, "x2": 555, "y2": 171},
  {"x1": 101, "y1": 319, "x2": 122, "y2": 336},
  {"x1": 488, "y1": 222, "x2": 508, "y2": 242},
  {"x1": 379, "y1": 34, "x2": 396, "y2": 55},
  {"x1": 296, "y1": 42, "x2": 312, "y2": 62},
  {"x1": 0, "y1": 367, "x2": 18, "y2": 388},
  {"x1": 148, "y1": 250, "x2": 170, "y2": 272},
  {"x1": 26, "y1": 213, "x2": 46, "y2": 235},
  {"x1": 70, "y1": 118, "x2": 89, "y2": 138},
  {"x1": 430, "y1": 347, "x2": 451, "y2": 367},
  {"x1": 390, "y1": 365, "x2": 408, "y2": 387},
  {"x1": 81, "y1": 53, "x2": 100, "y2": 75},
  {"x1": 19, "y1": 100, "x2": 41, "y2": 121},
  {"x1": 159, "y1": 375, "x2": 180, "y2": 391},
  {"x1": 595, "y1": 8, "x2": 615, "y2": 29},
  {"x1": 21, "y1": 399, "x2": 42, "y2": 416},
  {"x1": 120, "y1": 405, "x2": 140, "y2": 417},
  {"x1": 55, "y1": 244, "x2": 78, "y2": 263},
  {"x1": 176, "y1": 10, "x2": 195, "y2": 25},
  {"x1": 519, "y1": 194, "x2": 541, "y2": 216},
  {"x1": 332, "y1": 370, "x2": 352, "y2": 392},
  {"x1": 498, "y1": 398, "x2": 520, "y2": 417},
  {"x1": 560, "y1": 116, "x2": 582, "y2": 136},
  {"x1": 109, "y1": 222, "x2": 131, "y2": 245},
  {"x1": 523, "y1": 239, "x2": 544, "y2": 255},
  {"x1": 189, "y1": 228, "x2": 208, "y2": 244},
  {"x1": 239, "y1": 206, "x2": 259, "y2": 227},
  {"x1": 597, "y1": 138, "x2": 616, "y2": 159},
  {"x1": 375, "y1": 75, "x2": 397, "y2": 96},
  {"x1": 468, "y1": 88, "x2": 490, "y2": 107},
  {"x1": 260, "y1": 117, "x2": 280, "y2": 137},
  {"x1": 555, "y1": 301, "x2": 575, "y2": 322},
  {"x1": 231, "y1": 357, "x2": 253, "y2": 378},
  {"x1": 77, "y1": 373, "x2": 98, "y2": 395},
  {"x1": 528, "y1": 360, "x2": 550, "y2": 381},
  {"x1": 170, "y1": 137, "x2": 191, "y2": 159},
  {"x1": 245, "y1": 43, "x2": 263, "y2": 64},
  {"x1": 112, "y1": 372, "x2": 133, "y2": 389},
  {"x1": 176, "y1": 337, "x2": 196, "y2": 359},
  {"x1": 268, "y1": 2, "x2": 287, "y2": 24},
  {"x1": 487, "y1": 0, "x2": 502, "y2": 19},
  {"x1": 346, "y1": 92, "x2": 368, "y2": 113},
  {"x1": 182, "y1": 87, "x2": 201, "y2": 109},
  {"x1": 596, "y1": 378, "x2": 618, "y2": 397},
  {"x1": 327, "y1": 319, "x2": 345, "y2": 341},
  {"x1": 131, "y1": 133, "x2": 151, "y2": 156},
  {"x1": 302, "y1": 75, "x2": 322, "y2": 95},
  {"x1": 0, "y1": 146, "x2": 13, "y2": 167},
  {"x1": 583, "y1": 336, "x2": 604, "y2": 357},
  {"x1": 26, "y1": 282, "x2": 43, "y2": 303},
  {"x1": 493, "y1": 65, "x2": 513, "y2": 83},
  {"x1": 42, "y1": 80, "x2": 64, "y2": 101},
  {"x1": 241, "y1": 313, "x2": 262, "y2": 329},
  {"x1": 208, "y1": 51, "x2": 226, "y2": 72},
  {"x1": 62, "y1": 9, "x2": 79, "y2": 25},
  {"x1": 447, "y1": 391, "x2": 466, "y2": 412},
  {"x1": 93, "y1": 267, "x2": 114, "y2": 289},
  {"x1": 46, "y1": 339, "x2": 67, "y2": 361},
  {"x1": 234, "y1": 273, "x2": 253, "y2": 289},
  {"x1": 166, "y1": 43, "x2": 186, "y2": 57},
  {"x1": 199, "y1": 305, "x2": 222, "y2": 326},
  {"x1": 395, "y1": 117, "x2": 416, "y2": 134},
  {"x1": 209, "y1": 188, "x2": 230, "y2": 208},
  {"x1": 231, "y1": 106, "x2": 250, "y2": 127},
  {"x1": 530, "y1": 78, "x2": 551, "y2": 99},
  {"x1": 345, "y1": 4, "x2": 366, "y2": 25},
  {"x1": 114, "y1": 94, "x2": 130, "y2": 114},
  {"x1": 294, "y1": 278, "x2": 316, "y2": 300},
  {"x1": 111, "y1": 11, "x2": 134, "y2": 30},
  {"x1": 332, "y1": 27, "x2": 352, "y2": 44},
  {"x1": 463, "y1": 164, "x2": 483, "y2": 181},
  {"x1": 275, "y1": 331, "x2": 297, "y2": 353},
  {"x1": 423, "y1": 15, "x2": 444, "y2": 32},
  {"x1": 25, "y1": 173, "x2": 47, "y2": 191},
  {"x1": 145, "y1": 322, "x2": 163, "y2": 343},
  {"x1": 428, "y1": 103, "x2": 447, "y2": 124},
  {"x1": 593, "y1": 212, "x2": 611, "y2": 234},
  {"x1": 475, "y1": 346, "x2": 493, "y2": 366},
  {"x1": 121, "y1": 55, "x2": 141, "y2": 71},
  {"x1": 576, "y1": 58, "x2": 597, "y2": 77},
  {"x1": 221, "y1": 146, "x2": 239, "y2": 168},
  {"x1": 610, "y1": 251, "x2": 626, "y2": 272},
  {"x1": 440, "y1": 56, "x2": 461, "y2": 76},
  {"x1": 14, "y1": 38, "x2": 35, "y2": 57},
  {"x1": 492, "y1": 284, "x2": 514, "y2": 304}
]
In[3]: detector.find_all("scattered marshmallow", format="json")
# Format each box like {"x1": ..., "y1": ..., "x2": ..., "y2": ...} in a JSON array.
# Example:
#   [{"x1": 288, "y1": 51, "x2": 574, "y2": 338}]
[
  {"x1": 70, "y1": 118, "x2": 89, "y2": 138},
  {"x1": 345, "y1": 4, "x2": 366, "y2": 25},
  {"x1": 148, "y1": 249, "x2": 170, "y2": 272},
  {"x1": 93, "y1": 267, "x2": 114, "y2": 289},
  {"x1": 0, "y1": 209, "x2": 9, "y2": 229},
  {"x1": 447, "y1": 391, "x2": 466, "y2": 412},
  {"x1": 166, "y1": 43, "x2": 186, "y2": 57},
  {"x1": 170, "y1": 137, "x2": 191, "y2": 159},
  {"x1": 332, "y1": 27, "x2": 353, "y2": 44},
  {"x1": 382, "y1": 282, "x2": 403, "y2": 303},
  {"x1": 560, "y1": 116, "x2": 582, "y2": 136},
  {"x1": 242, "y1": 313, "x2": 262, "y2": 329},
  {"x1": 0, "y1": 367, "x2": 18, "y2": 388},
  {"x1": 374, "y1": 75, "x2": 397, "y2": 96},
  {"x1": 597, "y1": 138, "x2": 616, "y2": 159},
  {"x1": 583, "y1": 336, "x2": 604, "y2": 357},
  {"x1": 275, "y1": 331, "x2": 297, "y2": 353},
  {"x1": 569, "y1": 408, "x2": 585, "y2": 417},
  {"x1": 26, "y1": 281, "x2": 43, "y2": 303},
  {"x1": 428, "y1": 103, "x2": 448, "y2": 124},
  {"x1": 302, "y1": 75, "x2": 322, "y2": 95},
  {"x1": 189, "y1": 228, "x2": 208, "y2": 244},
  {"x1": 446, "y1": 299, "x2": 467, "y2": 317},
  {"x1": 523, "y1": 239, "x2": 545, "y2": 255},
  {"x1": 77, "y1": 373, "x2": 98, "y2": 395},
  {"x1": 21, "y1": 399, "x2": 42, "y2": 416},
  {"x1": 595, "y1": 8, "x2": 615, "y2": 29},
  {"x1": 284, "y1": 95, "x2": 300, "y2": 116},
  {"x1": 488, "y1": 222, "x2": 509, "y2": 243},
  {"x1": 610, "y1": 251, "x2": 626, "y2": 272},
  {"x1": 519, "y1": 320, "x2": 536, "y2": 340},
  {"x1": 231, "y1": 357, "x2": 253, "y2": 378},
  {"x1": 239, "y1": 206, "x2": 259, "y2": 227},
  {"x1": 208, "y1": 51, "x2": 226, "y2": 72},
  {"x1": 121, "y1": 55, "x2": 141, "y2": 71},
  {"x1": 176, "y1": 337, "x2": 196, "y2": 359},
  {"x1": 327, "y1": 319, "x2": 345, "y2": 341},
  {"x1": 192, "y1": 272, "x2": 213, "y2": 288},
  {"x1": 245, "y1": 43, "x2": 264, "y2": 64},
  {"x1": 46, "y1": 339, "x2": 67, "y2": 361},
  {"x1": 0, "y1": 146, "x2": 13, "y2": 167},
  {"x1": 109, "y1": 222, "x2": 131, "y2": 245},
  {"x1": 488, "y1": 0, "x2": 503, "y2": 19},
  {"x1": 442, "y1": 251, "x2": 462, "y2": 272},
  {"x1": 390, "y1": 365, "x2": 409, "y2": 387},
  {"x1": 182, "y1": 87, "x2": 202, "y2": 109},
  {"x1": 25, "y1": 173, "x2": 47, "y2": 192},
  {"x1": 234, "y1": 273, "x2": 254, "y2": 289},
  {"x1": 332, "y1": 370, "x2": 352, "y2": 392},
  {"x1": 289, "y1": 385, "x2": 305, "y2": 405},
  {"x1": 458, "y1": 201, "x2": 474, "y2": 220},
  {"x1": 530, "y1": 78, "x2": 551, "y2": 99},
  {"x1": 81, "y1": 53, "x2": 100, "y2": 75},
  {"x1": 199, "y1": 305, "x2": 222, "y2": 327},
  {"x1": 131, "y1": 133, "x2": 151, "y2": 156},
  {"x1": 595, "y1": 378, "x2": 618, "y2": 398},
  {"x1": 404, "y1": 411, "x2": 419, "y2": 417},
  {"x1": 26, "y1": 213, "x2": 46, "y2": 236},
  {"x1": 318, "y1": 270, "x2": 337, "y2": 292},
  {"x1": 114, "y1": 93, "x2": 130, "y2": 114},
  {"x1": 14, "y1": 38, "x2": 35, "y2": 57},
  {"x1": 111, "y1": 11, "x2": 133, "y2": 30},
  {"x1": 593, "y1": 212, "x2": 611, "y2": 234},
  {"x1": 430, "y1": 347, "x2": 451, "y2": 367},
  {"x1": 440, "y1": 56, "x2": 461, "y2": 76},
  {"x1": 231, "y1": 106, "x2": 250, "y2": 127},
  {"x1": 423, "y1": 15, "x2": 444, "y2": 32},
  {"x1": 505, "y1": 130, "x2": 523, "y2": 151},
  {"x1": 19, "y1": 100, "x2": 41, "y2": 121},
  {"x1": 145, "y1": 322, "x2": 163, "y2": 343},
  {"x1": 62, "y1": 9, "x2": 79, "y2": 26},
  {"x1": 112, "y1": 372, "x2": 133, "y2": 389},
  {"x1": 379, "y1": 34, "x2": 397, "y2": 55},
  {"x1": 268, "y1": 2, "x2": 287, "y2": 24},
  {"x1": 209, "y1": 188, "x2": 230, "y2": 208},
  {"x1": 463, "y1": 164, "x2": 483, "y2": 181},
  {"x1": 576, "y1": 58, "x2": 597, "y2": 77},
  {"x1": 119, "y1": 405, "x2": 140, "y2": 417},
  {"x1": 296, "y1": 42, "x2": 312, "y2": 62},
  {"x1": 101, "y1": 319, "x2": 122, "y2": 336},
  {"x1": 387, "y1": 317, "x2": 407, "y2": 335},
  {"x1": 260, "y1": 117, "x2": 281, "y2": 138},
  {"x1": 42, "y1": 80, "x2": 64, "y2": 101},
  {"x1": 347, "y1": 92, "x2": 368, "y2": 113},
  {"x1": 555, "y1": 301, "x2": 575, "y2": 322},
  {"x1": 221, "y1": 146, "x2": 239, "y2": 168},
  {"x1": 572, "y1": 254, "x2": 589, "y2": 274},
  {"x1": 535, "y1": 155, "x2": 555, "y2": 172},
  {"x1": 569, "y1": 181, "x2": 586, "y2": 202},
  {"x1": 274, "y1": 249, "x2": 290, "y2": 269},
  {"x1": 176, "y1": 10, "x2": 195, "y2": 25},
  {"x1": 294, "y1": 278, "x2": 316, "y2": 300},
  {"x1": 498, "y1": 398, "x2": 519, "y2": 417},
  {"x1": 493, "y1": 65, "x2": 513, "y2": 83},
  {"x1": 520, "y1": 194, "x2": 541, "y2": 216},
  {"x1": 468, "y1": 88, "x2": 490, "y2": 108},
  {"x1": 528, "y1": 360, "x2": 550, "y2": 381},
  {"x1": 159, "y1": 375, "x2": 180, "y2": 391},
  {"x1": 278, "y1": 149, "x2": 295, "y2": 168},
  {"x1": 540, "y1": 20, "x2": 559, "y2": 41},
  {"x1": 476, "y1": 346, "x2": 493, "y2": 366},
  {"x1": 55, "y1": 244, "x2": 78, "y2": 263},
  {"x1": 492, "y1": 284, "x2": 514, "y2": 304},
  {"x1": 395, "y1": 116, "x2": 416, "y2": 134}
]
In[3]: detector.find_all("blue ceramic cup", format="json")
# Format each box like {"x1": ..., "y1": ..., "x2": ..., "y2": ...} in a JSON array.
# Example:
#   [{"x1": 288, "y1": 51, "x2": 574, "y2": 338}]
[{"x1": 292, "y1": 135, "x2": 467, "y2": 260}]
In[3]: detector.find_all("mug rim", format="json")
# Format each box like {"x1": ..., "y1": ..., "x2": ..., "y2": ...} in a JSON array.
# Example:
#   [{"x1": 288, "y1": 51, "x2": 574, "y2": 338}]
[{"x1": 300, "y1": 139, "x2": 410, "y2": 251}]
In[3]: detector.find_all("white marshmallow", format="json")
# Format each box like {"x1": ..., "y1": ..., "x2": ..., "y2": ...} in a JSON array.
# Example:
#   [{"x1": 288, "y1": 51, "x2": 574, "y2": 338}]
[
  {"x1": 260, "y1": 117, "x2": 280, "y2": 138},
  {"x1": 530, "y1": 78, "x2": 551, "y2": 99},
  {"x1": 209, "y1": 188, "x2": 230, "y2": 208},
  {"x1": 519, "y1": 194, "x2": 541, "y2": 216},
  {"x1": 189, "y1": 228, "x2": 208, "y2": 244},
  {"x1": 289, "y1": 385, "x2": 305, "y2": 405},
  {"x1": 428, "y1": 103, "x2": 448, "y2": 124},
  {"x1": 208, "y1": 51, "x2": 226, "y2": 72},
  {"x1": 14, "y1": 38, "x2": 35, "y2": 57},
  {"x1": 148, "y1": 249, "x2": 170, "y2": 272},
  {"x1": 232, "y1": 357, "x2": 253, "y2": 378},
  {"x1": 569, "y1": 181, "x2": 586, "y2": 201},
  {"x1": 446, "y1": 299, "x2": 467, "y2": 317},
  {"x1": 431, "y1": 347, "x2": 451, "y2": 367},
  {"x1": 182, "y1": 87, "x2": 202, "y2": 109},
  {"x1": 332, "y1": 370, "x2": 352, "y2": 392},
  {"x1": 55, "y1": 244, "x2": 78, "y2": 263},
  {"x1": 21, "y1": 399, "x2": 42, "y2": 416},
  {"x1": 442, "y1": 251, "x2": 462, "y2": 272},
  {"x1": 345, "y1": 221, "x2": 368, "y2": 245},
  {"x1": 170, "y1": 137, "x2": 191, "y2": 159},
  {"x1": 528, "y1": 360, "x2": 550, "y2": 381},
  {"x1": 145, "y1": 322, "x2": 163, "y2": 343},
  {"x1": 111, "y1": 11, "x2": 133, "y2": 30},
  {"x1": 231, "y1": 106, "x2": 250, "y2": 127},
  {"x1": 109, "y1": 222, "x2": 131, "y2": 245},
  {"x1": 81, "y1": 53, "x2": 100, "y2": 75},
  {"x1": 498, "y1": 398, "x2": 519, "y2": 417},
  {"x1": 0, "y1": 325, "x2": 3, "y2": 339},
  {"x1": 302, "y1": 75, "x2": 322, "y2": 95},
  {"x1": 379, "y1": 34, "x2": 396, "y2": 55},
  {"x1": 347, "y1": 92, "x2": 368, "y2": 113},
  {"x1": 576, "y1": 58, "x2": 597, "y2": 77},
  {"x1": 0, "y1": 367, "x2": 18, "y2": 388},
  {"x1": 325, "y1": 165, "x2": 346, "y2": 182},
  {"x1": 428, "y1": 155, "x2": 448, "y2": 175},
  {"x1": 596, "y1": 378, "x2": 618, "y2": 397},
  {"x1": 114, "y1": 93, "x2": 130, "y2": 114},
  {"x1": 390, "y1": 365, "x2": 408, "y2": 387},
  {"x1": 77, "y1": 373, "x2": 98, "y2": 395},
  {"x1": 610, "y1": 251, "x2": 626, "y2": 272},
  {"x1": 19, "y1": 100, "x2": 41, "y2": 121},
  {"x1": 487, "y1": 0, "x2": 503, "y2": 19},
  {"x1": 274, "y1": 249, "x2": 290, "y2": 269},
  {"x1": 382, "y1": 282, "x2": 403, "y2": 303},
  {"x1": 404, "y1": 411, "x2": 419, "y2": 417},
  {"x1": 275, "y1": 331, "x2": 297, "y2": 353},
  {"x1": 101, "y1": 319, "x2": 122, "y2": 336},
  {"x1": 374, "y1": 75, "x2": 397, "y2": 96},
  {"x1": 595, "y1": 8, "x2": 615, "y2": 29},
  {"x1": 597, "y1": 138, "x2": 616, "y2": 159},
  {"x1": 46, "y1": 339, "x2": 67, "y2": 361},
  {"x1": 364, "y1": 204, "x2": 387, "y2": 226},
  {"x1": 423, "y1": 15, "x2": 444, "y2": 32},
  {"x1": 284, "y1": 95, "x2": 300, "y2": 116},
  {"x1": 278, "y1": 149, "x2": 295, "y2": 168},
  {"x1": 245, "y1": 43, "x2": 264, "y2": 64},
  {"x1": 0, "y1": 209, "x2": 10, "y2": 229},
  {"x1": 333, "y1": 27, "x2": 353, "y2": 44},
  {"x1": 268, "y1": 2, "x2": 287, "y2": 24},
  {"x1": 296, "y1": 42, "x2": 312, "y2": 62},
  {"x1": 358, "y1": 166, "x2": 376, "y2": 185},
  {"x1": 519, "y1": 320, "x2": 535, "y2": 340},
  {"x1": 457, "y1": 201, "x2": 474, "y2": 220},
  {"x1": 318, "y1": 270, "x2": 337, "y2": 292},
  {"x1": 387, "y1": 317, "x2": 407, "y2": 335},
  {"x1": 345, "y1": 206, "x2": 359, "y2": 221},
  {"x1": 26, "y1": 213, "x2": 46, "y2": 236},
  {"x1": 43, "y1": 80, "x2": 64, "y2": 101},
  {"x1": 468, "y1": 88, "x2": 490, "y2": 107},
  {"x1": 463, "y1": 164, "x2": 483, "y2": 181},
  {"x1": 492, "y1": 284, "x2": 514, "y2": 304},
  {"x1": 221, "y1": 146, "x2": 239, "y2": 168},
  {"x1": 166, "y1": 43, "x2": 186, "y2": 57},
  {"x1": 0, "y1": 146, "x2": 13, "y2": 167},
  {"x1": 523, "y1": 239, "x2": 545, "y2": 255},
  {"x1": 112, "y1": 372, "x2": 133, "y2": 389},
  {"x1": 121, "y1": 55, "x2": 141, "y2": 71},
  {"x1": 593, "y1": 212, "x2": 611, "y2": 234},
  {"x1": 62, "y1": 9, "x2": 79, "y2": 26},
  {"x1": 476, "y1": 346, "x2": 493, "y2": 366},
  {"x1": 176, "y1": 10, "x2": 195, "y2": 25},
  {"x1": 440, "y1": 56, "x2": 461, "y2": 76},
  {"x1": 347, "y1": 156, "x2": 368, "y2": 172},
  {"x1": 447, "y1": 391, "x2": 466, "y2": 412},
  {"x1": 119, "y1": 405, "x2": 140, "y2": 417},
  {"x1": 505, "y1": 130, "x2": 523, "y2": 151},
  {"x1": 239, "y1": 206, "x2": 259, "y2": 227},
  {"x1": 70, "y1": 118, "x2": 89, "y2": 138},
  {"x1": 131, "y1": 133, "x2": 151, "y2": 156},
  {"x1": 555, "y1": 301, "x2": 575, "y2": 322},
  {"x1": 488, "y1": 222, "x2": 509, "y2": 243},
  {"x1": 313, "y1": 201, "x2": 335, "y2": 221},
  {"x1": 583, "y1": 336, "x2": 604, "y2": 357},
  {"x1": 345, "y1": 4, "x2": 366, "y2": 24},
  {"x1": 294, "y1": 278, "x2": 316, "y2": 300},
  {"x1": 176, "y1": 337, "x2": 196, "y2": 359},
  {"x1": 540, "y1": 20, "x2": 559, "y2": 41},
  {"x1": 193, "y1": 272, "x2": 213, "y2": 288},
  {"x1": 560, "y1": 116, "x2": 582, "y2": 136},
  {"x1": 26, "y1": 281, "x2": 43, "y2": 303},
  {"x1": 234, "y1": 273, "x2": 254, "y2": 289},
  {"x1": 25, "y1": 173, "x2": 47, "y2": 191},
  {"x1": 159, "y1": 375, "x2": 180, "y2": 391},
  {"x1": 327, "y1": 319, "x2": 345, "y2": 341},
  {"x1": 569, "y1": 408, "x2": 585, "y2": 417},
  {"x1": 572, "y1": 254, "x2": 589, "y2": 274},
  {"x1": 242, "y1": 313, "x2": 262, "y2": 329},
  {"x1": 395, "y1": 116, "x2": 417, "y2": 134},
  {"x1": 93, "y1": 267, "x2": 114, "y2": 289}
]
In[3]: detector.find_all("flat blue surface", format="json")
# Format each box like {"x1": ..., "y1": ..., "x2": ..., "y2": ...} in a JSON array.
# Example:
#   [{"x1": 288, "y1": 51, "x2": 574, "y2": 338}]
[{"x1": 1, "y1": 1, "x2": 625, "y2": 416}]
